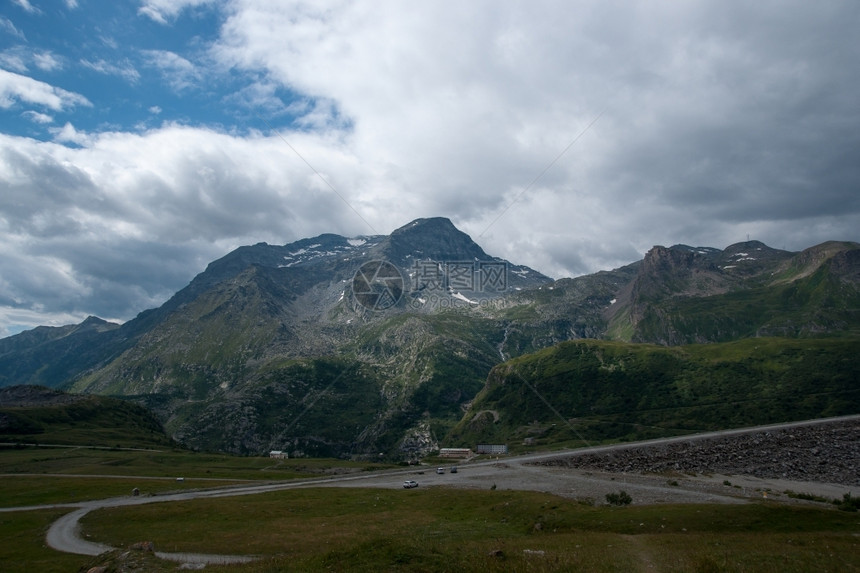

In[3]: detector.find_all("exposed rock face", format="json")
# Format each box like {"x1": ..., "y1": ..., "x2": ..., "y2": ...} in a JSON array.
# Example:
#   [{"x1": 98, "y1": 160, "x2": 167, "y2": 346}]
[
  {"x1": 538, "y1": 419, "x2": 860, "y2": 486},
  {"x1": 637, "y1": 245, "x2": 710, "y2": 295},
  {"x1": 829, "y1": 246, "x2": 860, "y2": 282},
  {"x1": 398, "y1": 421, "x2": 438, "y2": 461},
  {"x1": 385, "y1": 217, "x2": 490, "y2": 263}
]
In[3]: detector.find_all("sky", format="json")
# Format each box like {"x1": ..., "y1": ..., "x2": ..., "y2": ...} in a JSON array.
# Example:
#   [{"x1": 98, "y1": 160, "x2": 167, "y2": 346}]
[{"x1": 1, "y1": 0, "x2": 859, "y2": 337}]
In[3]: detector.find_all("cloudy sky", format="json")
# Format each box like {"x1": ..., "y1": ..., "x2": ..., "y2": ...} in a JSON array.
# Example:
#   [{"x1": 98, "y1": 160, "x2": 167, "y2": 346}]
[{"x1": 1, "y1": 0, "x2": 858, "y2": 336}]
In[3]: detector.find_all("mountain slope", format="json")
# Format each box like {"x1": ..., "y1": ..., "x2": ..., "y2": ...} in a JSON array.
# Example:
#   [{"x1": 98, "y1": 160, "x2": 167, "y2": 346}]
[
  {"x1": 605, "y1": 241, "x2": 860, "y2": 344},
  {"x1": 450, "y1": 336, "x2": 860, "y2": 449},
  {"x1": 63, "y1": 218, "x2": 551, "y2": 456},
  {"x1": 0, "y1": 219, "x2": 857, "y2": 458},
  {"x1": 0, "y1": 385, "x2": 173, "y2": 448},
  {"x1": 0, "y1": 317, "x2": 123, "y2": 388}
]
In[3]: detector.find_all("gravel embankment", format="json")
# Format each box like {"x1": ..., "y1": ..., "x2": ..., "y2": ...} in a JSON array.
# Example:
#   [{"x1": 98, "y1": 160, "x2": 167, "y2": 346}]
[{"x1": 536, "y1": 419, "x2": 859, "y2": 486}]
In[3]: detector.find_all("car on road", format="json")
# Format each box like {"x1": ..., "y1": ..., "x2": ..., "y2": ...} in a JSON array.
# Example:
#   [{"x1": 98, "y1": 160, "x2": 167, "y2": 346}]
[
  {"x1": 403, "y1": 480, "x2": 419, "y2": 488},
  {"x1": 450, "y1": 466, "x2": 458, "y2": 473},
  {"x1": 436, "y1": 467, "x2": 445, "y2": 474}
]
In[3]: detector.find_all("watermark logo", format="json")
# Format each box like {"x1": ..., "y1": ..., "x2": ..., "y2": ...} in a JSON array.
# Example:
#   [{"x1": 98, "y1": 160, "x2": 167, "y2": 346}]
[
  {"x1": 409, "y1": 293, "x2": 509, "y2": 311},
  {"x1": 352, "y1": 259, "x2": 510, "y2": 311},
  {"x1": 352, "y1": 261, "x2": 404, "y2": 310},
  {"x1": 411, "y1": 260, "x2": 508, "y2": 293}
]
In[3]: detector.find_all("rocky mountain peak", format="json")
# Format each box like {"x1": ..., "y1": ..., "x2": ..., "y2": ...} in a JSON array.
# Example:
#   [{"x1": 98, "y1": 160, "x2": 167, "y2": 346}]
[
  {"x1": 644, "y1": 245, "x2": 697, "y2": 268},
  {"x1": 639, "y1": 244, "x2": 717, "y2": 279},
  {"x1": 392, "y1": 217, "x2": 458, "y2": 234},
  {"x1": 385, "y1": 217, "x2": 489, "y2": 263},
  {"x1": 717, "y1": 241, "x2": 794, "y2": 277},
  {"x1": 722, "y1": 239, "x2": 771, "y2": 254},
  {"x1": 75, "y1": 316, "x2": 119, "y2": 332}
]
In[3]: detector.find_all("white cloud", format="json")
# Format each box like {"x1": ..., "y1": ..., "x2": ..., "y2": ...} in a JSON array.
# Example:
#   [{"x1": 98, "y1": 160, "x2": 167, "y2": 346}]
[
  {"x1": 64, "y1": 0, "x2": 79, "y2": 8},
  {"x1": 33, "y1": 51, "x2": 62, "y2": 72},
  {"x1": 80, "y1": 58, "x2": 141, "y2": 84},
  {"x1": 0, "y1": 49, "x2": 28, "y2": 73},
  {"x1": 0, "y1": 68, "x2": 91, "y2": 111},
  {"x1": 148, "y1": 105, "x2": 162, "y2": 114},
  {"x1": 141, "y1": 49, "x2": 201, "y2": 91},
  {"x1": 11, "y1": 0, "x2": 41, "y2": 15},
  {"x1": 99, "y1": 35, "x2": 119, "y2": 50},
  {"x1": 22, "y1": 110, "x2": 53, "y2": 123},
  {"x1": 0, "y1": 16, "x2": 26, "y2": 40},
  {"x1": 1, "y1": 48, "x2": 62, "y2": 73},
  {"x1": 0, "y1": 123, "x2": 369, "y2": 326},
  {"x1": 221, "y1": 79, "x2": 291, "y2": 115},
  {"x1": 138, "y1": 0, "x2": 218, "y2": 25},
  {"x1": 210, "y1": 0, "x2": 860, "y2": 271},
  {"x1": 49, "y1": 122, "x2": 92, "y2": 145}
]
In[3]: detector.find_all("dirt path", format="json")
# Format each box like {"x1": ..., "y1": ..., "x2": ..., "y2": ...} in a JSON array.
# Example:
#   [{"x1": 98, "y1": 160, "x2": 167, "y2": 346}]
[
  {"x1": 622, "y1": 534, "x2": 658, "y2": 572},
  {"x1": 45, "y1": 507, "x2": 112, "y2": 556}
]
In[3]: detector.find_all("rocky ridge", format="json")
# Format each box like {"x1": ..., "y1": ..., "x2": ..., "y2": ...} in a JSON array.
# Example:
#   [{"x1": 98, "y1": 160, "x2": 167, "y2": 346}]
[{"x1": 537, "y1": 418, "x2": 860, "y2": 486}]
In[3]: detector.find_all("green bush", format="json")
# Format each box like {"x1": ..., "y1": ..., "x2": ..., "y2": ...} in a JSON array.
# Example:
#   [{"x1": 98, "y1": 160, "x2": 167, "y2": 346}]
[
  {"x1": 605, "y1": 490, "x2": 632, "y2": 506},
  {"x1": 835, "y1": 492, "x2": 859, "y2": 512}
]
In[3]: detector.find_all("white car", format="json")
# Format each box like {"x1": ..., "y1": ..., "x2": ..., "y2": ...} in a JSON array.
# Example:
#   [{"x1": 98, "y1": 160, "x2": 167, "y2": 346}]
[{"x1": 402, "y1": 480, "x2": 419, "y2": 488}]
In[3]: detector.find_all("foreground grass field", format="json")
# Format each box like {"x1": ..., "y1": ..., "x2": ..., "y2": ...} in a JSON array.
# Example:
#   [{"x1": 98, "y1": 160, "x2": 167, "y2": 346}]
[
  {"x1": 2, "y1": 446, "x2": 858, "y2": 572},
  {"x1": 78, "y1": 488, "x2": 860, "y2": 572},
  {"x1": 0, "y1": 508, "x2": 94, "y2": 573},
  {"x1": 3, "y1": 487, "x2": 857, "y2": 572}
]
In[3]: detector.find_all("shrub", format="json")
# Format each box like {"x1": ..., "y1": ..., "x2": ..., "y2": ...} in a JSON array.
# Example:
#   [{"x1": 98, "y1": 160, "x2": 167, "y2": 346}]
[
  {"x1": 835, "y1": 492, "x2": 859, "y2": 512},
  {"x1": 785, "y1": 490, "x2": 830, "y2": 503},
  {"x1": 605, "y1": 490, "x2": 632, "y2": 506}
]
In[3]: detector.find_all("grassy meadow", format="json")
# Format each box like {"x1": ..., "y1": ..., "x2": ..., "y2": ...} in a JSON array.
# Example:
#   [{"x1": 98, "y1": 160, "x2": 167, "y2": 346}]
[{"x1": 80, "y1": 488, "x2": 860, "y2": 572}]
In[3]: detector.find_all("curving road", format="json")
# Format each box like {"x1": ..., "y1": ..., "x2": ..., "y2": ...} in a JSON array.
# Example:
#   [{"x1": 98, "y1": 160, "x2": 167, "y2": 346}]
[{"x1": 4, "y1": 414, "x2": 857, "y2": 566}]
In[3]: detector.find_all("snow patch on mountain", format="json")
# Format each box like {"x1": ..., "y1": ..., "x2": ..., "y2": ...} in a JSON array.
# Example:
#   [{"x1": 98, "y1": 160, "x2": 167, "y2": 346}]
[{"x1": 450, "y1": 291, "x2": 477, "y2": 304}]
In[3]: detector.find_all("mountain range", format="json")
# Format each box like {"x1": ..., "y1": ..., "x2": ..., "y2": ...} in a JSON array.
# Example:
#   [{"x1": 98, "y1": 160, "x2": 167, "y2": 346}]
[{"x1": 1, "y1": 217, "x2": 857, "y2": 458}]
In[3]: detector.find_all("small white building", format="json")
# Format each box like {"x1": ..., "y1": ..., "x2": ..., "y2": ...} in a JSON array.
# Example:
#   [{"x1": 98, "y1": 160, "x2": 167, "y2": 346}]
[
  {"x1": 269, "y1": 450, "x2": 288, "y2": 459},
  {"x1": 476, "y1": 444, "x2": 508, "y2": 455}
]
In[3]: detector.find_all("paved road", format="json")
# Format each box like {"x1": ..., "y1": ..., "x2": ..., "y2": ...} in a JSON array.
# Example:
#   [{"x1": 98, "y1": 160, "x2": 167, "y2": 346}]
[{"x1": 7, "y1": 413, "x2": 857, "y2": 566}]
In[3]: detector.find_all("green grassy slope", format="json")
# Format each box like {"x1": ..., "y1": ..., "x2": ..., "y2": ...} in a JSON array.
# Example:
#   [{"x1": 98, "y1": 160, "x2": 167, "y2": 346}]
[
  {"x1": 0, "y1": 388, "x2": 173, "y2": 449},
  {"x1": 450, "y1": 337, "x2": 860, "y2": 448}
]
